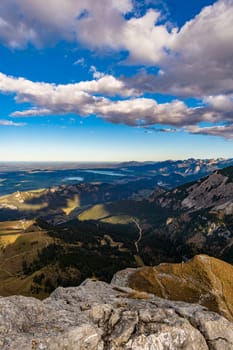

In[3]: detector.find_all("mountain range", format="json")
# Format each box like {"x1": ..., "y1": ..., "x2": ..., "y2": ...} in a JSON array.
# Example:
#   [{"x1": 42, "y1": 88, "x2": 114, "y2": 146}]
[
  {"x1": 1, "y1": 158, "x2": 233, "y2": 196},
  {"x1": 0, "y1": 160, "x2": 233, "y2": 300}
]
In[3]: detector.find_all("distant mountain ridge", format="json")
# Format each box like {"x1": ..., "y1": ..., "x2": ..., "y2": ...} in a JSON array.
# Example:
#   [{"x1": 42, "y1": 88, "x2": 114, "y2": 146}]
[
  {"x1": 118, "y1": 158, "x2": 233, "y2": 176},
  {"x1": 1, "y1": 157, "x2": 233, "y2": 196}
]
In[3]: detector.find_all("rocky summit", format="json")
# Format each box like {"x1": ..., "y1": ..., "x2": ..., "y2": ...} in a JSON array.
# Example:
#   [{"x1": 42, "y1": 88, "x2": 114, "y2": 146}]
[{"x1": 0, "y1": 275, "x2": 233, "y2": 349}]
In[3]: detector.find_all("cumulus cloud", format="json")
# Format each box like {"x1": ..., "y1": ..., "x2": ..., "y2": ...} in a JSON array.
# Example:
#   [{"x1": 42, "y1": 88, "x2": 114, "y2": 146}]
[
  {"x1": 0, "y1": 0, "x2": 175, "y2": 64},
  {"x1": 124, "y1": 0, "x2": 233, "y2": 97},
  {"x1": 169, "y1": 0, "x2": 233, "y2": 96},
  {"x1": 204, "y1": 95, "x2": 233, "y2": 112},
  {"x1": 0, "y1": 0, "x2": 131, "y2": 48},
  {"x1": 0, "y1": 0, "x2": 232, "y2": 96},
  {"x1": 77, "y1": 8, "x2": 176, "y2": 64},
  {"x1": 0, "y1": 71, "x2": 230, "y2": 133},
  {"x1": 0, "y1": 0, "x2": 77, "y2": 47},
  {"x1": 0, "y1": 72, "x2": 138, "y2": 106},
  {"x1": 0, "y1": 0, "x2": 232, "y2": 73},
  {"x1": 0, "y1": 0, "x2": 232, "y2": 139},
  {"x1": 93, "y1": 99, "x2": 207, "y2": 126}
]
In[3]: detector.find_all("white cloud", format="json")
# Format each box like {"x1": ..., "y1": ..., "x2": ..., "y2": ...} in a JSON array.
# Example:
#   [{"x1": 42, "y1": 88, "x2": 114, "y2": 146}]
[
  {"x1": 94, "y1": 98, "x2": 198, "y2": 126},
  {"x1": 0, "y1": 119, "x2": 26, "y2": 126},
  {"x1": 120, "y1": 10, "x2": 176, "y2": 63},
  {"x1": 0, "y1": 70, "x2": 232, "y2": 140},
  {"x1": 0, "y1": 0, "x2": 232, "y2": 72},
  {"x1": 204, "y1": 95, "x2": 233, "y2": 112},
  {"x1": 94, "y1": 98, "x2": 229, "y2": 127},
  {"x1": 168, "y1": 0, "x2": 233, "y2": 96},
  {"x1": 89, "y1": 66, "x2": 105, "y2": 79},
  {"x1": 0, "y1": 0, "x2": 231, "y2": 96},
  {"x1": 0, "y1": 0, "x2": 133, "y2": 48},
  {"x1": 144, "y1": 126, "x2": 178, "y2": 134},
  {"x1": 187, "y1": 125, "x2": 233, "y2": 139},
  {"x1": 0, "y1": 71, "x2": 229, "y2": 132},
  {"x1": 77, "y1": 7, "x2": 176, "y2": 64},
  {"x1": 1, "y1": 0, "x2": 233, "y2": 140},
  {"x1": 73, "y1": 58, "x2": 86, "y2": 66},
  {"x1": 126, "y1": 0, "x2": 233, "y2": 96},
  {"x1": 0, "y1": 0, "x2": 175, "y2": 64},
  {"x1": 0, "y1": 72, "x2": 138, "y2": 108},
  {"x1": 11, "y1": 108, "x2": 51, "y2": 117}
]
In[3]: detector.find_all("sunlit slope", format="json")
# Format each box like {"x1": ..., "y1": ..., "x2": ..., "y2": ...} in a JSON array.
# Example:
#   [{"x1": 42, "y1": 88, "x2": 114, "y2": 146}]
[
  {"x1": 78, "y1": 199, "x2": 169, "y2": 225},
  {"x1": 0, "y1": 219, "x2": 37, "y2": 247},
  {"x1": 128, "y1": 255, "x2": 233, "y2": 321},
  {"x1": 78, "y1": 203, "x2": 134, "y2": 224},
  {"x1": 0, "y1": 218, "x2": 140, "y2": 298},
  {"x1": 0, "y1": 181, "x2": 159, "y2": 223},
  {"x1": 0, "y1": 221, "x2": 54, "y2": 298},
  {"x1": 0, "y1": 219, "x2": 35, "y2": 234}
]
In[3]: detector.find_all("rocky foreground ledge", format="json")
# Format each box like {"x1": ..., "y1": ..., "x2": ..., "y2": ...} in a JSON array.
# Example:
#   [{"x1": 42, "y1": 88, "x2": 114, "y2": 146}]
[{"x1": 0, "y1": 277, "x2": 233, "y2": 350}]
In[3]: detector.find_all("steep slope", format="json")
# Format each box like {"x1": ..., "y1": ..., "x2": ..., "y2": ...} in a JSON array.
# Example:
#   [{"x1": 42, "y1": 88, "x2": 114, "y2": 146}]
[
  {"x1": 0, "y1": 278, "x2": 233, "y2": 349},
  {"x1": 156, "y1": 166, "x2": 233, "y2": 213},
  {"x1": 113, "y1": 255, "x2": 233, "y2": 321},
  {"x1": 142, "y1": 166, "x2": 233, "y2": 263},
  {"x1": 181, "y1": 167, "x2": 233, "y2": 214}
]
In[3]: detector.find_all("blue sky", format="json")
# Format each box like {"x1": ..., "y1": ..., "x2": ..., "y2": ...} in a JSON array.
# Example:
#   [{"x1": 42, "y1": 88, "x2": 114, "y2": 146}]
[{"x1": 0, "y1": 0, "x2": 233, "y2": 162}]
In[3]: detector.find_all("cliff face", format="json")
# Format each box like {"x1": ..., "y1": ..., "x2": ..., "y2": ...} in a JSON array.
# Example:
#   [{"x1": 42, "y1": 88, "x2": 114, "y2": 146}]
[{"x1": 0, "y1": 277, "x2": 233, "y2": 349}]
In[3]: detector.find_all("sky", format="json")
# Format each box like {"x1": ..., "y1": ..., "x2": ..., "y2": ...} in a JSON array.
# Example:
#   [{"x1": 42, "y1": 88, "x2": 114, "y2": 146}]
[{"x1": 0, "y1": 0, "x2": 233, "y2": 162}]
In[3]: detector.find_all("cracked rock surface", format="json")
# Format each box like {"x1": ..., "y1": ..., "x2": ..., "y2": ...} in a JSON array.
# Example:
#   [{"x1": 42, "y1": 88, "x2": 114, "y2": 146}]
[{"x1": 0, "y1": 278, "x2": 233, "y2": 349}]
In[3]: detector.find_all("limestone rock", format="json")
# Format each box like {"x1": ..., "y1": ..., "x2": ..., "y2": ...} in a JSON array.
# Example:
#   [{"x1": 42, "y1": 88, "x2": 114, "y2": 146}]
[{"x1": 0, "y1": 278, "x2": 233, "y2": 349}]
